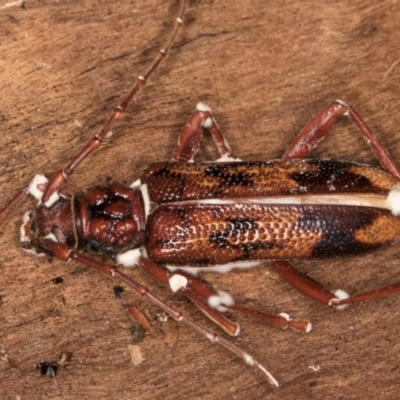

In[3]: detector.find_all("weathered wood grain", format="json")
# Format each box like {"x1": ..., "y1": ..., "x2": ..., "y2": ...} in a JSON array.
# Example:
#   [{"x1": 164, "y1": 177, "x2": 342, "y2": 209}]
[{"x1": 1, "y1": 0, "x2": 400, "y2": 399}]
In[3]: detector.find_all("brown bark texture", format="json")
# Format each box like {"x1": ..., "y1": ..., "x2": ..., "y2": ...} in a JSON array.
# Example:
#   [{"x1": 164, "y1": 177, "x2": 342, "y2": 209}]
[{"x1": 1, "y1": 0, "x2": 400, "y2": 399}]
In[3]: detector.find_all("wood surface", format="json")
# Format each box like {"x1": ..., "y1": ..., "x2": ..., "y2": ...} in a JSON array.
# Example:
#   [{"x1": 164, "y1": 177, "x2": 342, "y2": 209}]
[{"x1": 1, "y1": 0, "x2": 400, "y2": 399}]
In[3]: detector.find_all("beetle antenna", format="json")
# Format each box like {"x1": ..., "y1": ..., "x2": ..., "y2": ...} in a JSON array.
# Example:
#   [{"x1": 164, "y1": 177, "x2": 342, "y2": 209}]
[{"x1": 41, "y1": 0, "x2": 188, "y2": 203}]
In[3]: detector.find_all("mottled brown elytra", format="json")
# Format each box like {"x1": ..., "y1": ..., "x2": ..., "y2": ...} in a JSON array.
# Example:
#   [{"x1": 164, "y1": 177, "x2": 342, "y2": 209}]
[{"x1": 2, "y1": 0, "x2": 400, "y2": 388}]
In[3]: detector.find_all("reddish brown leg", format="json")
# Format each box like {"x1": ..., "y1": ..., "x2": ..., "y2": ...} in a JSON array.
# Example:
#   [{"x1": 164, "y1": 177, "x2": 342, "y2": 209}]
[
  {"x1": 41, "y1": 237, "x2": 278, "y2": 387},
  {"x1": 272, "y1": 261, "x2": 348, "y2": 308},
  {"x1": 138, "y1": 257, "x2": 311, "y2": 333},
  {"x1": 283, "y1": 100, "x2": 400, "y2": 178},
  {"x1": 41, "y1": 0, "x2": 188, "y2": 203},
  {"x1": 172, "y1": 103, "x2": 234, "y2": 162},
  {"x1": 274, "y1": 101, "x2": 400, "y2": 307}
]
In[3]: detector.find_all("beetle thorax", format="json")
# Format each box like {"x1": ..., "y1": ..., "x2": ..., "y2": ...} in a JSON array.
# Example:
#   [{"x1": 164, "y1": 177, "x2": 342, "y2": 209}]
[{"x1": 20, "y1": 183, "x2": 146, "y2": 258}]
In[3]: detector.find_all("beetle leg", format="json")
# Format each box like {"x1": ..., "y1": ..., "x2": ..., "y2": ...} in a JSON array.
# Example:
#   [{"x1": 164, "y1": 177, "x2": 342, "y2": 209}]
[
  {"x1": 40, "y1": 0, "x2": 188, "y2": 204},
  {"x1": 172, "y1": 103, "x2": 235, "y2": 162},
  {"x1": 40, "y1": 237, "x2": 279, "y2": 387},
  {"x1": 331, "y1": 281, "x2": 400, "y2": 306},
  {"x1": 139, "y1": 257, "x2": 312, "y2": 334},
  {"x1": 272, "y1": 261, "x2": 352, "y2": 310},
  {"x1": 283, "y1": 100, "x2": 400, "y2": 178},
  {"x1": 273, "y1": 260, "x2": 400, "y2": 308},
  {"x1": 138, "y1": 257, "x2": 240, "y2": 336}
]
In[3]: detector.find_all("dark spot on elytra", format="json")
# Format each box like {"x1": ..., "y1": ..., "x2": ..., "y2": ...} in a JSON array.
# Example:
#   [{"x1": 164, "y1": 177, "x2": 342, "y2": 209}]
[
  {"x1": 291, "y1": 160, "x2": 376, "y2": 194},
  {"x1": 295, "y1": 204, "x2": 386, "y2": 257},
  {"x1": 204, "y1": 164, "x2": 254, "y2": 187}
]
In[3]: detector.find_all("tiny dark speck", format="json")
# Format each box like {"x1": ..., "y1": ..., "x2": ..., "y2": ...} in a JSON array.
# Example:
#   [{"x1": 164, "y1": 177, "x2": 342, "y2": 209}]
[
  {"x1": 52, "y1": 277, "x2": 63, "y2": 284},
  {"x1": 131, "y1": 322, "x2": 145, "y2": 343},
  {"x1": 114, "y1": 285, "x2": 124, "y2": 299},
  {"x1": 37, "y1": 362, "x2": 58, "y2": 378},
  {"x1": 309, "y1": 381, "x2": 317, "y2": 387},
  {"x1": 0, "y1": 295, "x2": 3, "y2": 307}
]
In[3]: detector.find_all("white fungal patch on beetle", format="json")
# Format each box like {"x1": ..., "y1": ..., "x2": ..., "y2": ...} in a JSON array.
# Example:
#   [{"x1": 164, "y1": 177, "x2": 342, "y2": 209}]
[
  {"x1": 28, "y1": 174, "x2": 48, "y2": 201},
  {"x1": 387, "y1": 184, "x2": 400, "y2": 216},
  {"x1": 116, "y1": 248, "x2": 142, "y2": 267},
  {"x1": 305, "y1": 321, "x2": 313, "y2": 333},
  {"x1": 335, "y1": 99, "x2": 350, "y2": 116},
  {"x1": 28, "y1": 174, "x2": 60, "y2": 207},
  {"x1": 167, "y1": 260, "x2": 262, "y2": 275},
  {"x1": 216, "y1": 156, "x2": 242, "y2": 162},
  {"x1": 208, "y1": 289, "x2": 234, "y2": 312},
  {"x1": 203, "y1": 116, "x2": 213, "y2": 129},
  {"x1": 44, "y1": 191, "x2": 60, "y2": 208},
  {"x1": 329, "y1": 289, "x2": 350, "y2": 310},
  {"x1": 278, "y1": 313, "x2": 312, "y2": 333},
  {"x1": 196, "y1": 102, "x2": 211, "y2": 113},
  {"x1": 44, "y1": 232, "x2": 59, "y2": 242},
  {"x1": 140, "y1": 183, "x2": 152, "y2": 219},
  {"x1": 21, "y1": 247, "x2": 46, "y2": 257},
  {"x1": 168, "y1": 274, "x2": 188, "y2": 293},
  {"x1": 130, "y1": 179, "x2": 141, "y2": 189}
]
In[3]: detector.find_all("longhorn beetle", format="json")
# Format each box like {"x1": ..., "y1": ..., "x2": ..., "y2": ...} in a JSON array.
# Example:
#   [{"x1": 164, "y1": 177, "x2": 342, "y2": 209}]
[{"x1": 2, "y1": 0, "x2": 400, "y2": 388}]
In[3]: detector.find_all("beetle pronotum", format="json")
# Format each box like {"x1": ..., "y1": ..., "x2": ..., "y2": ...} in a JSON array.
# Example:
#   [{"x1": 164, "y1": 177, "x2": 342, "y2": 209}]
[{"x1": 2, "y1": 0, "x2": 400, "y2": 389}]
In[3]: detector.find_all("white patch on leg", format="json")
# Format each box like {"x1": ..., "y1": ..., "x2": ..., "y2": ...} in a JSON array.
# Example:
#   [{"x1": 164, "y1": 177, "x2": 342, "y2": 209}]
[
  {"x1": 208, "y1": 289, "x2": 234, "y2": 312},
  {"x1": 28, "y1": 174, "x2": 48, "y2": 201},
  {"x1": 168, "y1": 274, "x2": 188, "y2": 293},
  {"x1": 329, "y1": 289, "x2": 350, "y2": 310},
  {"x1": 203, "y1": 116, "x2": 213, "y2": 128},
  {"x1": 44, "y1": 232, "x2": 58, "y2": 242},
  {"x1": 28, "y1": 174, "x2": 60, "y2": 207},
  {"x1": 196, "y1": 102, "x2": 212, "y2": 113},
  {"x1": 279, "y1": 312, "x2": 313, "y2": 333},
  {"x1": 387, "y1": 184, "x2": 400, "y2": 216},
  {"x1": 130, "y1": 179, "x2": 141, "y2": 189},
  {"x1": 22, "y1": 248, "x2": 46, "y2": 257},
  {"x1": 44, "y1": 191, "x2": 60, "y2": 208},
  {"x1": 335, "y1": 99, "x2": 350, "y2": 116},
  {"x1": 116, "y1": 248, "x2": 142, "y2": 267}
]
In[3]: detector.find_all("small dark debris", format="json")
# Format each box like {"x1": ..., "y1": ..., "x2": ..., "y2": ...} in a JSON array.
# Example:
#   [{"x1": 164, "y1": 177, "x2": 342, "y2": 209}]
[
  {"x1": 36, "y1": 352, "x2": 72, "y2": 378},
  {"x1": 113, "y1": 285, "x2": 124, "y2": 300},
  {"x1": 49, "y1": 308, "x2": 61, "y2": 317},
  {"x1": 37, "y1": 362, "x2": 58, "y2": 378},
  {"x1": 309, "y1": 381, "x2": 317, "y2": 387},
  {"x1": 0, "y1": 295, "x2": 3, "y2": 307},
  {"x1": 52, "y1": 277, "x2": 63, "y2": 284},
  {"x1": 130, "y1": 322, "x2": 145, "y2": 343}
]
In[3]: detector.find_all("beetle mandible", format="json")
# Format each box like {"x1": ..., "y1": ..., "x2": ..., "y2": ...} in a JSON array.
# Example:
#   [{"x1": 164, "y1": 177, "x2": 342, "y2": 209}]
[{"x1": 2, "y1": 0, "x2": 400, "y2": 388}]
